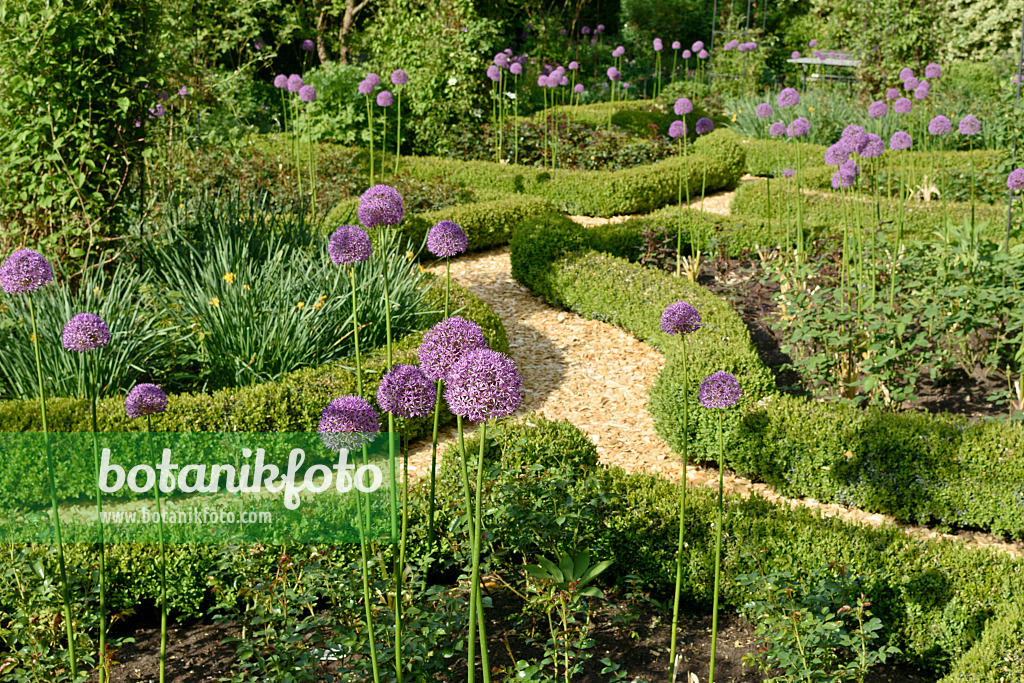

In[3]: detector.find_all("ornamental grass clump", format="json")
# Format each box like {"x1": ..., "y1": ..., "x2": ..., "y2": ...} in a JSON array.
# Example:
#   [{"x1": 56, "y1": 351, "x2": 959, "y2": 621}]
[{"x1": 698, "y1": 370, "x2": 742, "y2": 683}]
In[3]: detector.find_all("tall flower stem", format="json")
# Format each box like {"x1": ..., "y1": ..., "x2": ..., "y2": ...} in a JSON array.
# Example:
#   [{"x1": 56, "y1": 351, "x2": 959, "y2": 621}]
[
  {"x1": 30, "y1": 298, "x2": 77, "y2": 679},
  {"x1": 456, "y1": 417, "x2": 491, "y2": 683},
  {"x1": 366, "y1": 94, "x2": 375, "y2": 186},
  {"x1": 146, "y1": 415, "x2": 168, "y2": 683},
  {"x1": 668, "y1": 337, "x2": 690, "y2": 681},
  {"x1": 90, "y1": 354, "x2": 108, "y2": 683},
  {"x1": 291, "y1": 98, "x2": 303, "y2": 201},
  {"x1": 426, "y1": 259, "x2": 452, "y2": 557},
  {"x1": 795, "y1": 141, "x2": 805, "y2": 264},
  {"x1": 708, "y1": 411, "x2": 726, "y2": 683},
  {"x1": 467, "y1": 420, "x2": 492, "y2": 683},
  {"x1": 380, "y1": 238, "x2": 401, "y2": 683},
  {"x1": 381, "y1": 106, "x2": 388, "y2": 182},
  {"x1": 890, "y1": 151, "x2": 907, "y2": 309},
  {"x1": 676, "y1": 136, "x2": 684, "y2": 277},
  {"x1": 394, "y1": 88, "x2": 402, "y2": 175}
]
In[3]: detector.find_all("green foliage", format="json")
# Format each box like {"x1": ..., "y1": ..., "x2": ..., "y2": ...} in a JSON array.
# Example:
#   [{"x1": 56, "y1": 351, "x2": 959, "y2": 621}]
[
  {"x1": 404, "y1": 194, "x2": 558, "y2": 254},
  {"x1": 941, "y1": 596, "x2": 1024, "y2": 683},
  {"x1": 291, "y1": 62, "x2": 372, "y2": 145},
  {"x1": 941, "y1": 0, "x2": 1022, "y2": 63}
]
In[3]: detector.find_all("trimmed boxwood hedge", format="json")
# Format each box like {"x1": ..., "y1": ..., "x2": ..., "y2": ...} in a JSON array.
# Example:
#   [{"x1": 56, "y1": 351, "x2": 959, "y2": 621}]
[
  {"x1": 509, "y1": 211, "x2": 1024, "y2": 539},
  {"x1": 941, "y1": 595, "x2": 1024, "y2": 682}
]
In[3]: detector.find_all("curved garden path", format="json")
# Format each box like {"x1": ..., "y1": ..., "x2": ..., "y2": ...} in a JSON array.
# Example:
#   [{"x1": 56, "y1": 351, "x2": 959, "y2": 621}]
[{"x1": 403, "y1": 194, "x2": 1024, "y2": 560}]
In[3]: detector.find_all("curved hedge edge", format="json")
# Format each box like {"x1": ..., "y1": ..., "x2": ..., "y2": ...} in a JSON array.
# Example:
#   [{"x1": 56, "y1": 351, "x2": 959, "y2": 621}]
[
  {"x1": 0, "y1": 275, "x2": 508, "y2": 508},
  {"x1": 508, "y1": 211, "x2": 1024, "y2": 539},
  {"x1": 403, "y1": 194, "x2": 557, "y2": 254},
  {"x1": 939, "y1": 594, "x2": 1024, "y2": 682}
]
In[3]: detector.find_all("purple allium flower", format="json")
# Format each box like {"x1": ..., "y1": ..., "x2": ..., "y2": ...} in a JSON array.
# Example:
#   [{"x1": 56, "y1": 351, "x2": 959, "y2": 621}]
[
  {"x1": 596, "y1": 24, "x2": 605, "y2": 33},
  {"x1": 537, "y1": 75, "x2": 548, "y2": 87},
  {"x1": 788, "y1": 117, "x2": 810, "y2": 138},
  {"x1": 913, "y1": 84, "x2": 928, "y2": 100},
  {"x1": 149, "y1": 104, "x2": 166, "y2": 118},
  {"x1": 692, "y1": 41, "x2": 704, "y2": 51},
  {"x1": 486, "y1": 65, "x2": 501, "y2": 82},
  {"x1": 724, "y1": 40, "x2": 737, "y2": 51},
  {"x1": 0, "y1": 249, "x2": 53, "y2": 294},
  {"x1": 782, "y1": 168, "x2": 795, "y2": 178},
  {"x1": 318, "y1": 396, "x2": 380, "y2": 451},
  {"x1": 61, "y1": 313, "x2": 110, "y2": 352},
  {"x1": 418, "y1": 316, "x2": 489, "y2": 382},
  {"x1": 661, "y1": 301, "x2": 701, "y2": 335},
  {"x1": 328, "y1": 225, "x2": 372, "y2": 265},
  {"x1": 377, "y1": 364, "x2": 435, "y2": 418},
  {"x1": 839, "y1": 159, "x2": 860, "y2": 181},
  {"x1": 898, "y1": 67, "x2": 914, "y2": 81},
  {"x1": 672, "y1": 41, "x2": 682, "y2": 50},
  {"x1": 582, "y1": 26, "x2": 592, "y2": 35},
  {"x1": 813, "y1": 50, "x2": 824, "y2": 59},
  {"x1": 391, "y1": 69, "x2": 409, "y2": 85},
  {"x1": 494, "y1": 52, "x2": 508, "y2": 68},
  {"x1": 178, "y1": 85, "x2": 188, "y2": 97},
  {"x1": 904, "y1": 76, "x2": 920, "y2": 91},
  {"x1": 886, "y1": 87, "x2": 900, "y2": 100},
  {"x1": 427, "y1": 220, "x2": 468, "y2": 258},
  {"x1": 929, "y1": 115, "x2": 952, "y2": 135},
  {"x1": 612, "y1": 46, "x2": 625, "y2": 58},
  {"x1": 1007, "y1": 169, "x2": 1024, "y2": 191},
  {"x1": 607, "y1": 67, "x2": 621, "y2": 82},
  {"x1": 696, "y1": 117, "x2": 714, "y2": 135},
  {"x1": 894, "y1": 97, "x2": 912, "y2": 114},
  {"x1": 299, "y1": 85, "x2": 317, "y2": 103},
  {"x1": 683, "y1": 49, "x2": 692, "y2": 58},
  {"x1": 358, "y1": 184, "x2": 404, "y2": 228},
  {"x1": 669, "y1": 120, "x2": 687, "y2": 138},
  {"x1": 559, "y1": 76, "x2": 569, "y2": 86},
  {"x1": 574, "y1": 83, "x2": 585, "y2": 93},
  {"x1": 842, "y1": 124, "x2": 865, "y2": 140},
  {"x1": 622, "y1": 82, "x2": 630, "y2": 90},
  {"x1": 301, "y1": 39, "x2": 315, "y2": 52},
  {"x1": 125, "y1": 384, "x2": 168, "y2": 419},
  {"x1": 809, "y1": 39, "x2": 818, "y2": 48},
  {"x1": 890, "y1": 131, "x2": 912, "y2": 150},
  {"x1": 825, "y1": 143, "x2": 850, "y2": 166},
  {"x1": 568, "y1": 60, "x2": 579, "y2": 70},
  {"x1": 510, "y1": 62, "x2": 523, "y2": 75},
  {"x1": 287, "y1": 74, "x2": 303, "y2": 93},
  {"x1": 444, "y1": 349, "x2": 523, "y2": 422},
  {"x1": 756, "y1": 103, "x2": 773, "y2": 118},
  {"x1": 377, "y1": 90, "x2": 393, "y2": 107},
  {"x1": 674, "y1": 97, "x2": 693, "y2": 115},
  {"x1": 959, "y1": 114, "x2": 981, "y2": 136},
  {"x1": 857, "y1": 133, "x2": 884, "y2": 158},
  {"x1": 768, "y1": 122, "x2": 786, "y2": 137},
  {"x1": 698, "y1": 370, "x2": 742, "y2": 409},
  {"x1": 698, "y1": 49, "x2": 708, "y2": 59},
  {"x1": 925, "y1": 63, "x2": 941, "y2": 79},
  {"x1": 792, "y1": 51, "x2": 801, "y2": 59},
  {"x1": 831, "y1": 170, "x2": 853, "y2": 189},
  {"x1": 777, "y1": 87, "x2": 800, "y2": 108},
  {"x1": 654, "y1": 38, "x2": 664, "y2": 51},
  {"x1": 365, "y1": 73, "x2": 380, "y2": 87},
  {"x1": 358, "y1": 80, "x2": 373, "y2": 95},
  {"x1": 868, "y1": 100, "x2": 888, "y2": 118}
]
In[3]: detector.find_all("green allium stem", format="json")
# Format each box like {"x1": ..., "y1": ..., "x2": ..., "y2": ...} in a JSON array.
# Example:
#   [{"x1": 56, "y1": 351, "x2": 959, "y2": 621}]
[
  {"x1": 708, "y1": 410, "x2": 726, "y2": 683},
  {"x1": 668, "y1": 337, "x2": 690, "y2": 681},
  {"x1": 458, "y1": 417, "x2": 491, "y2": 683},
  {"x1": 90, "y1": 354, "x2": 108, "y2": 683},
  {"x1": 395, "y1": 88, "x2": 402, "y2": 175},
  {"x1": 470, "y1": 420, "x2": 492, "y2": 683},
  {"x1": 366, "y1": 95, "x2": 374, "y2": 187},
  {"x1": 147, "y1": 415, "x2": 168, "y2": 683}
]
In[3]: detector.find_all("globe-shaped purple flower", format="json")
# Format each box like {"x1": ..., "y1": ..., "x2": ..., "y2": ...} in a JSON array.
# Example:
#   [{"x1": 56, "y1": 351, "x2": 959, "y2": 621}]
[
  {"x1": 510, "y1": 62, "x2": 523, "y2": 76},
  {"x1": 777, "y1": 87, "x2": 800, "y2": 108},
  {"x1": 959, "y1": 115, "x2": 981, "y2": 136},
  {"x1": 377, "y1": 364, "x2": 435, "y2": 419},
  {"x1": 444, "y1": 349, "x2": 523, "y2": 422},
  {"x1": 559, "y1": 76, "x2": 569, "y2": 86},
  {"x1": 661, "y1": 301, "x2": 701, "y2": 335},
  {"x1": 894, "y1": 97, "x2": 912, "y2": 114},
  {"x1": 791, "y1": 51, "x2": 801, "y2": 59},
  {"x1": 672, "y1": 41, "x2": 682, "y2": 50},
  {"x1": 724, "y1": 39, "x2": 737, "y2": 51},
  {"x1": 674, "y1": 98, "x2": 693, "y2": 116},
  {"x1": 301, "y1": 39, "x2": 315, "y2": 52},
  {"x1": 898, "y1": 67, "x2": 914, "y2": 81},
  {"x1": 582, "y1": 26, "x2": 591, "y2": 35},
  {"x1": 419, "y1": 316, "x2": 489, "y2": 382},
  {"x1": 319, "y1": 396, "x2": 381, "y2": 451},
  {"x1": 299, "y1": 85, "x2": 317, "y2": 103},
  {"x1": 654, "y1": 38, "x2": 664, "y2": 51},
  {"x1": 756, "y1": 103, "x2": 772, "y2": 119},
  {"x1": 365, "y1": 73, "x2": 381, "y2": 87},
  {"x1": 809, "y1": 39, "x2": 818, "y2": 48},
  {"x1": 913, "y1": 84, "x2": 929, "y2": 100},
  {"x1": 669, "y1": 120, "x2": 687, "y2": 138},
  {"x1": 890, "y1": 131, "x2": 912, "y2": 151},
  {"x1": 698, "y1": 371, "x2": 742, "y2": 409},
  {"x1": 1, "y1": 249, "x2": 53, "y2": 294},
  {"x1": 831, "y1": 170, "x2": 854, "y2": 189},
  {"x1": 391, "y1": 69, "x2": 409, "y2": 85},
  {"x1": 857, "y1": 133, "x2": 884, "y2": 158},
  {"x1": 287, "y1": 74, "x2": 303, "y2": 93},
  {"x1": 537, "y1": 75, "x2": 548, "y2": 87},
  {"x1": 273, "y1": 74, "x2": 288, "y2": 89},
  {"x1": 692, "y1": 41, "x2": 704, "y2": 51},
  {"x1": 825, "y1": 143, "x2": 850, "y2": 166},
  {"x1": 1007, "y1": 169, "x2": 1024, "y2": 191},
  {"x1": 925, "y1": 63, "x2": 941, "y2": 79},
  {"x1": 904, "y1": 76, "x2": 920, "y2": 91},
  {"x1": 768, "y1": 122, "x2": 786, "y2": 137},
  {"x1": 358, "y1": 185, "x2": 404, "y2": 228},
  {"x1": 886, "y1": 88, "x2": 899, "y2": 100},
  {"x1": 573, "y1": 83, "x2": 585, "y2": 94},
  {"x1": 125, "y1": 384, "x2": 168, "y2": 419},
  {"x1": 494, "y1": 52, "x2": 508, "y2": 68},
  {"x1": 427, "y1": 220, "x2": 468, "y2": 258},
  {"x1": 695, "y1": 117, "x2": 714, "y2": 135},
  {"x1": 928, "y1": 115, "x2": 952, "y2": 136},
  {"x1": 698, "y1": 49, "x2": 708, "y2": 59},
  {"x1": 596, "y1": 24, "x2": 605, "y2": 33},
  {"x1": 868, "y1": 100, "x2": 887, "y2": 118},
  {"x1": 328, "y1": 225, "x2": 372, "y2": 265},
  {"x1": 568, "y1": 61, "x2": 579, "y2": 70},
  {"x1": 839, "y1": 159, "x2": 860, "y2": 182},
  {"x1": 486, "y1": 65, "x2": 501, "y2": 82},
  {"x1": 607, "y1": 67, "x2": 621, "y2": 82},
  {"x1": 377, "y1": 90, "x2": 393, "y2": 107},
  {"x1": 788, "y1": 117, "x2": 810, "y2": 138},
  {"x1": 683, "y1": 49, "x2": 692, "y2": 58},
  {"x1": 612, "y1": 46, "x2": 625, "y2": 58},
  {"x1": 61, "y1": 313, "x2": 110, "y2": 352},
  {"x1": 358, "y1": 80, "x2": 373, "y2": 95},
  {"x1": 782, "y1": 168, "x2": 795, "y2": 178}
]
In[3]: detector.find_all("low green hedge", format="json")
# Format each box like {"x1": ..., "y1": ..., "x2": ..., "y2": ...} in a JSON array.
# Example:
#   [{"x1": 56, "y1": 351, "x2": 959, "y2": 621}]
[
  {"x1": 404, "y1": 194, "x2": 557, "y2": 253},
  {"x1": 0, "y1": 275, "x2": 508, "y2": 507},
  {"x1": 941, "y1": 595, "x2": 1024, "y2": 682},
  {"x1": 508, "y1": 211, "x2": 1024, "y2": 539}
]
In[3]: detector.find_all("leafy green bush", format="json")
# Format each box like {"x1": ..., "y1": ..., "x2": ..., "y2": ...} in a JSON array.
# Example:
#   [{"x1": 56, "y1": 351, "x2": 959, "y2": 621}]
[
  {"x1": 941, "y1": 596, "x2": 1024, "y2": 682},
  {"x1": 291, "y1": 62, "x2": 373, "y2": 145},
  {"x1": 402, "y1": 194, "x2": 557, "y2": 254}
]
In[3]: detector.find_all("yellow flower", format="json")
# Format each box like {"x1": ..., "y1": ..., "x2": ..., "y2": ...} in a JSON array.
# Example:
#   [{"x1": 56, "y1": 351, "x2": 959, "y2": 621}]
[
  {"x1": 29, "y1": 333, "x2": 36, "y2": 343},
  {"x1": 223, "y1": 272, "x2": 236, "y2": 284},
  {"x1": 731, "y1": 113, "x2": 737, "y2": 122},
  {"x1": 93, "y1": 286, "x2": 100, "y2": 296},
  {"x1": 209, "y1": 298, "x2": 220, "y2": 308},
  {"x1": 295, "y1": 301, "x2": 306, "y2": 309},
  {"x1": 405, "y1": 251, "x2": 414, "y2": 260},
  {"x1": 809, "y1": 106, "x2": 815, "y2": 113},
  {"x1": 242, "y1": 284, "x2": 251, "y2": 291}
]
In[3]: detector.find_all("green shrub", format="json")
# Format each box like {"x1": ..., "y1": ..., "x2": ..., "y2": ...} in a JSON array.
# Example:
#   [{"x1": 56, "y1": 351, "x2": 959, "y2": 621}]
[
  {"x1": 941, "y1": 596, "x2": 1024, "y2": 682},
  {"x1": 405, "y1": 194, "x2": 557, "y2": 253},
  {"x1": 609, "y1": 107, "x2": 675, "y2": 137}
]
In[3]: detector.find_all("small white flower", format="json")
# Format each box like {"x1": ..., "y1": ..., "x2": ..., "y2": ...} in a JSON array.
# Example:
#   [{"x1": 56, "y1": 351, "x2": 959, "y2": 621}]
[
  {"x1": 505, "y1": 92, "x2": 516, "y2": 100},
  {"x1": 472, "y1": 108, "x2": 482, "y2": 118},
  {"x1": 447, "y1": 77, "x2": 458, "y2": 86}
]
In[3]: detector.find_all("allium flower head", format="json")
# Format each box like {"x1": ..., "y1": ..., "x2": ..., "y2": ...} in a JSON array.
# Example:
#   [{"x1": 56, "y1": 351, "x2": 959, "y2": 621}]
[
  {"x1": 672, "y1": 41, "x2": 682, "y2": 50},
  {"x1": 890, "y1": 130, "x2": 912, "y2": 150},
  {"x1": 365, "y1": 73, "x2": 380, "y2": 87},
  {"x1": 831, "y1": 170, "x2": 853, "y2": 189},
  {"x1": 777, "y1": 87, "x2": 800, "y2": 108},
  {"x1": 582, "y1": 26, "x2": 592, "y2": 35},
  {"x1": 768, "y1": 122, "x2": 786, "y2": 137},
  {"x1": 698, "y1": 49, "x2": 708, "y2": 59},
  {"x1": 913, "y1": 84, "x2": 929, "y2": 100},
  {"x1": 568, "y1": 61, "x2": 579, "y2": 70},
  {"x1": 486, "y1": 65, "x2": 501, "y2": 82},
  {"x1": 696, "y1": 117, "x2": 714, "y2": 135},
  {"x1": 301, "y1": 39, "x2": 315, "y2": 52},
  {"x1": 607, "y1": 67, "x2": 621, "y2": 82},
  {"x1": 358, "y1": 80, "x2": 373, "y2": 95},
  {"x1": 573, "y1": 83, "x2": 584, "y2": 93},
  {"x1": 928, "y1": 115, "x2": 952, "y2": 135},
  {"x1": 868, "y1": 100, "x2": 887, "y2": 118},
  {"x1": 1007, "y1": 169, "x2": 1024, "y2": 191},
  {"x1": 318, "y1": 396, "x2": 380, "y2": 451},
  {"x1": 287, "y1": 74, "x2": 303, "y2": 93},
  {"x1": 925, "y1": 63, "x2": 941, "y2": 79},
  {"x1": 791, "y1": 51, "x2": 801, "y2": 59},
  {"x1": 698, "y1": 371, "x2": 742, "y2": 409},
  {"x1": 559, "y1": 76, "x2": 569, "y2": 86},
  {"x1": 537, "y1": 75, "x2": 548, "y2": 87},
  {"x1": 756, "y1": 103, "x2": 772, "y2": 118},
  {"x1": 427, "y1": 220, "x2": 468, "y2": 258},
  {"x1": 669, "y1": 120, "x2": 687, "y2": 138},
  {"x1": 612, "y1": 46, "x2": 625, "y2": 58},
  {"x1": 418, "y1": 316, "x2": 489, "y2": 382},
  {"x1": 894, "y1": 97, "x2": 912, "y2": 114},
  {"x1": 377, "y1": 90, "x2": 393, "y2": 107},
  {"x1": 1, "y1": 249, "x2": 53, "y2": 294},
  {"x1": 904, "y1": 76, "x2": 920, "y2": 90},
  {"x1": 724, "y1": 40, "x2": 737, "y2": 51},
  {"x1": 857, "y1": 133, "x2": 884, "y2": 158},
  {"x1": 654, "y1": 38, "x2": 664, "y2": 51},
  {"x1": 273, "y1": 74, "x2": 288, "y2": 89},
  {"x1": 839, "y1": 159, "x2": 860, "y2": 182},
  {"x1": 494, "y1": 52, "x2": 508, "y2": 68},
  {"x1": 898, "y1": 67, "x2": 914, "y2": 81},
  {"x1": 661, "y1": 301, "x2": 701, "y2": 335},
  {"x1": 683, "y1": 49, "x2": 692, "y2": 58},
  {"x1": 358, "y1": 184, "x2": 404, "y2": 228},
  {"x1": 61, "y1": 313, "x2": 110, "y2": 352},
  {"x1": 674, "y1": 97, "x2": 693, "y2": 115},
  {"x1": 842, "y1": 124, "x2": 865, "y2": 140},
  {"x1": 299, "y1": 85, "x2": 317, "y2": 103},
  {"x1": 886, "y1": 88, "x2": 899, "y2": 100},
  {"x1": 596, "y1": 24, "x2": 605, "y2": 33},
  {"x1": 444, "y1": 349, "x2": 523, "y2": 422},
  {"x1": 782, "y1": 168, "x2": 795, "y2": 178},
  {"x1": 824, "y1": 143, "x2": 850, "y2": 166},
  {"x1": 959, "y1": 115, "x2": 981, "y2": 136},
  {"x1": 391, "y1": 69, "x2": 409, "y2": 85},
  {"x1": 125, "y1": 384, "x2": 168, "y2": 419},
  {"x1": 788, "y1": 117, "x2": 810, "y2": 138},
  {"x1": 377, "y1": 364, "x2": 435, "y2": 418},
  {"x1": 178, "y1": 86, "x2": 188, "y2": 97},
  {"x1": 328, "y1": 225, "x2": 372, "y2": 265},
  {"x1": 692, "y1": 41, "x2": 704, "y2": 51},
  {"x1": 510, "y1": 62, "x2": 523, "y2": 75},
  {"x1": 809, "y1": 39, "x2": 818, "y2": 48}
]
